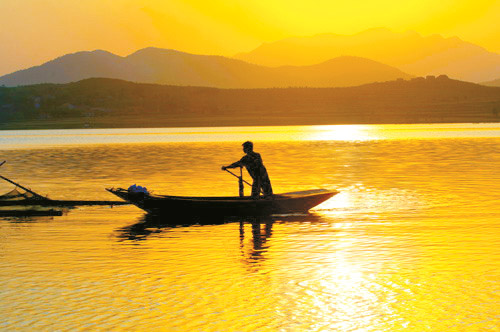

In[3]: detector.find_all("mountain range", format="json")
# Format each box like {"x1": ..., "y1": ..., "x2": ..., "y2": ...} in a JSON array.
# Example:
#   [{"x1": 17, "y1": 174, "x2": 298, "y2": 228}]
[
  {"x1": 0, "y1": 48, "x2": 411, "y2": 88},
  {"x1": 1, "y1": 28, "x2": 499, "y2": 89},
  {"x1": 235, "y1": 28, "x2": 500, "y2": 83}
]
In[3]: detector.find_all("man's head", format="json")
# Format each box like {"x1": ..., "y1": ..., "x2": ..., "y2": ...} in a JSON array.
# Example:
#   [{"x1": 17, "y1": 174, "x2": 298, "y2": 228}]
[{"x1": 242, "y1": 141, "x2": 253, "y2": 153}]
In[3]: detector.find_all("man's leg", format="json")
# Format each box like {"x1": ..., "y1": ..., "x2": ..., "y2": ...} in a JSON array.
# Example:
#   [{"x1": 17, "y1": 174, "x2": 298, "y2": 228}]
[
  {"x1": 251, "y1": 178, "x2": 261, "y2": 197},
  {"x1": 261, "y1": 173, "x2": 273, "y2": 197}
]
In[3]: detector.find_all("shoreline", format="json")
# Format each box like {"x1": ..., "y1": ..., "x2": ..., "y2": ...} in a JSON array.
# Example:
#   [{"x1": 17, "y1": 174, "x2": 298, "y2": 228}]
[{"x1": 1, "y1": 118, "x2": 499, "y2": 131}]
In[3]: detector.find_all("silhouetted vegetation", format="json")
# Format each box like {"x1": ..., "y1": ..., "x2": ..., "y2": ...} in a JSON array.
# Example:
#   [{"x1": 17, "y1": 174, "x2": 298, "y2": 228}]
[{"x1": 1, "y1": 76, "x2": 499, "y2": 129}]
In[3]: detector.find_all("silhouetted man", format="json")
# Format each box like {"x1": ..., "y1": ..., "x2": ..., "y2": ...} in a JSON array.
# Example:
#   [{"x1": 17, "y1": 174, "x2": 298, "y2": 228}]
[{"x1": 222, "y1": 141, "x2": 273, "y2": 198}]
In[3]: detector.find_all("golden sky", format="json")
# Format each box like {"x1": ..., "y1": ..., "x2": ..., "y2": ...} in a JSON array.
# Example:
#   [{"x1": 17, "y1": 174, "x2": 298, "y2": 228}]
[{"x1": 0, "y1": 0, "x2": 499, "y2": 76}]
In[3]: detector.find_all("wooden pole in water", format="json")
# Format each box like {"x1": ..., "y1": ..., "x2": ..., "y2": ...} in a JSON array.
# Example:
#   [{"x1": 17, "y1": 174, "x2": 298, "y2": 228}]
[{"x1": 239, "y1": 167, "x2": 244, "y2": 197}]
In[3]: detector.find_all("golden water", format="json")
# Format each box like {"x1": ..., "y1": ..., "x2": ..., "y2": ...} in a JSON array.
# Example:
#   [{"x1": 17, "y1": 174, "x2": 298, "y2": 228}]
[{"x1": 0, "y1": 124, "x2": 499, "y2": 331}]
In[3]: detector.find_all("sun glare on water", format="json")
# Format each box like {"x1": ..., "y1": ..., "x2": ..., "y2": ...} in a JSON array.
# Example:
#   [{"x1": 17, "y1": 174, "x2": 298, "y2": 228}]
[{"x1": 309, "y1": 125, "x2": 374, "y2": 141}]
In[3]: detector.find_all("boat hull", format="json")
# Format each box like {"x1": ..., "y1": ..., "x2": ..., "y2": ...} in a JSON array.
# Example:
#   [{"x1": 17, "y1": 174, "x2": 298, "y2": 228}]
[{"x1": 107, "y1": 188, "x2": 338, "y2": 216}]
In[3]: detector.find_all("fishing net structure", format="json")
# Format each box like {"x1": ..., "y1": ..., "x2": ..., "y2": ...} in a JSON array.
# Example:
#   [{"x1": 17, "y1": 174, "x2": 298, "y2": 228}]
[
  {"x1": 0, "y1": 187, "x2": 37, "y2": 201},
  {"x1": 0, "y1": 186, "x2": 63, "y2": 216}
]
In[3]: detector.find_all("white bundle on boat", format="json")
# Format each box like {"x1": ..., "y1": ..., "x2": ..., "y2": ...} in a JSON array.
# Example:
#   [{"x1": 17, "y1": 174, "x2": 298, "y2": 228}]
[{"x1": 127, "y1": 184, "x2": 149, "y2": 194}]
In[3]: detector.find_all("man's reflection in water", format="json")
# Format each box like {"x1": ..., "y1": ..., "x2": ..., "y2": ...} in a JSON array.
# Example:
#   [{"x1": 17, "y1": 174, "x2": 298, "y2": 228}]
[{"x1": 239, "y1": 217, "x2": 274, "y2": 265}]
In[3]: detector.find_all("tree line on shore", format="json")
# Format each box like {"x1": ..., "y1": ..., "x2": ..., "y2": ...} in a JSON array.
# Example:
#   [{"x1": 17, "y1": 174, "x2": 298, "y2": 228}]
[{"x1": 1, "y1": 76, "x2": 499, "y2": 129}]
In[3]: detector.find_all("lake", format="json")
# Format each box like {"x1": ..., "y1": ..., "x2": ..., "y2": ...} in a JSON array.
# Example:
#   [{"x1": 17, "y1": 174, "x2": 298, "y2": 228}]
[{"x1": 1, "y1": 124, "x2": 499, "y2": 331}]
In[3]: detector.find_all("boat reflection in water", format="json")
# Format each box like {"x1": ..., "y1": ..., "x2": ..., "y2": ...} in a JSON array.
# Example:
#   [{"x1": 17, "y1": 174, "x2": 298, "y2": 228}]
[
  {"x1": 116, "y1": 213, "x2": 243, "y2": 241},
  {"x1": 116, "y1": 211, "x2": 332, "y2": 274},
  {"x1": 116, "y1": 212, "x2": 327, "y2": 249}
]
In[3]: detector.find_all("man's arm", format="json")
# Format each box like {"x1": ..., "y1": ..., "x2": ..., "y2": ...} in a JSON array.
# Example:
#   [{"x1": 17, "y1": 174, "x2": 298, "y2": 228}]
[
  {"x1": 221, "y1": 161, "x2": 242, "y2": 170},
  {"x1": 222, "y1": 156, "x2": 246, "y2": 170}
]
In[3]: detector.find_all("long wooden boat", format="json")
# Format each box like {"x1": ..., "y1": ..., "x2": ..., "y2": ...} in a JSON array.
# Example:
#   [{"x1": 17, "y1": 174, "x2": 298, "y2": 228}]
[{"x1": 106, "y1": 188, "x2": 338, "y2": 216}]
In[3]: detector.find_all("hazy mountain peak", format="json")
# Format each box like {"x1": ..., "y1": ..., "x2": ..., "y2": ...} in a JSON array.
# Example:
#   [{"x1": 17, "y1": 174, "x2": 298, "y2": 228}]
[
  {"x1": 0, "y1": 46, "x2": 412, "y2": 88},
  {"x1": 126, "y1": 47, "x2": 186, "y2": 58},
  {"x1": 90, "y1": 49, "x2": 116, "y2": 55},
  {"x1": 39, "y1": 50, "x2": 123, "y2": 69},
  {"x1": 233, "y1": 29, "x2": 500, "y2": 82},
  {"x1": 56, "y1": 49, "x2": 118, "y2": 59}
]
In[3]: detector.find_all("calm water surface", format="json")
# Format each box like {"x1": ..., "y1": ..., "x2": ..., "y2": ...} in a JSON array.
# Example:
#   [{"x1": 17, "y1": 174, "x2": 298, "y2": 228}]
[{"x1": 0, "y1": 124, "x2": 499, "y2": 331}]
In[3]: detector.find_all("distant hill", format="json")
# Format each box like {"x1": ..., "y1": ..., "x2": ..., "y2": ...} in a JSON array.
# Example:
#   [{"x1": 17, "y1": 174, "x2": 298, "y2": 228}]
[
  {"x1": 0, "y1": 47, "x2": 411, "y2": 88},
  {"x1": 1, "y1": 76, "x2": 499, "y2": 129},
  {"x1": 234, "y1": 28, "x2": 500, "y2": 83},
  {"x1": 481, "y1": 78, "x2": 500, "y2": 87}
]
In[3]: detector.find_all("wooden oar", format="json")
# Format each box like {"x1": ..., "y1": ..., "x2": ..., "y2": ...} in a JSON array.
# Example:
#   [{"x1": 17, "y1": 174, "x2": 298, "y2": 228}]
[
  {"x1": 223, "y1": 168, "x2": 264, "y2": 195},
  {"x1": 224, "y1": 168, "x2": 253, "y2": 187}
]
